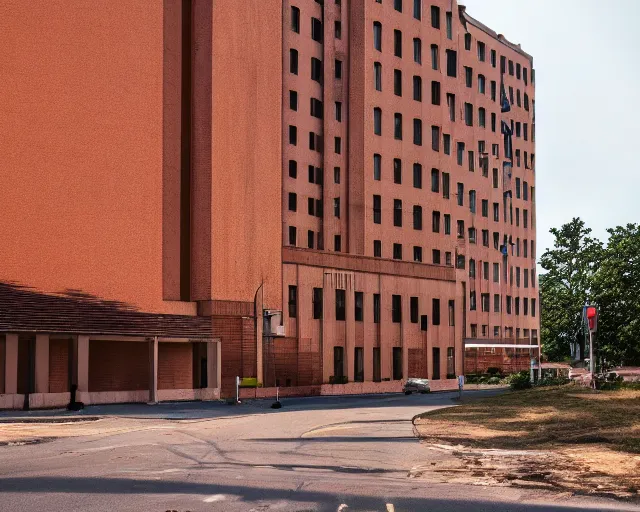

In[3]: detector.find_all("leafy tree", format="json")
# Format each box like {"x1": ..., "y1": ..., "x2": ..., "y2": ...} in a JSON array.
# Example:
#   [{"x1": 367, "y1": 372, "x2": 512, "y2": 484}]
[
  {"x1": 539, "y1": 218, "x2": 602, "y2": 361},
  {"x1": 591, "y1": 224, "x2": 640, "y2": 366}
]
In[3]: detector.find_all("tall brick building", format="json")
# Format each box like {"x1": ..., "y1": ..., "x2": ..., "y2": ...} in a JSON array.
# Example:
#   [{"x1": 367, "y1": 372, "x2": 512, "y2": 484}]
[{"x1": 0, "y1": 0, "x2": 537, "y2": 409}]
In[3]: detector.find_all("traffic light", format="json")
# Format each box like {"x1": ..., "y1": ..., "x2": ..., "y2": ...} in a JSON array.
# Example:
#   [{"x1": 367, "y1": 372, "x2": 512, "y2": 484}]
[{"x1": 586, "y1": 305, "x2": 598, "y2": 333}]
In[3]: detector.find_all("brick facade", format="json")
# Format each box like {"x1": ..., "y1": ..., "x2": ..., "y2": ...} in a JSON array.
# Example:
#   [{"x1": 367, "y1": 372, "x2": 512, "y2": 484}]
[
  {"x1": 48, "y1": 338, "x2": 70, "y2": 393},
  {"x1": 158, "y1": 343, "x2": 193, "y2": 390},
  {"x1": 89, "y1": 340, "x2": 149, "y2": 392}
]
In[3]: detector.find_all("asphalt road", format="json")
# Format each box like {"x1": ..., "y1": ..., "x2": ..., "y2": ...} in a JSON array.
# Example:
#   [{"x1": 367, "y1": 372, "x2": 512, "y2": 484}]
[{"x1": 0, "y1": 390, "x2": 636, "y2": 511}]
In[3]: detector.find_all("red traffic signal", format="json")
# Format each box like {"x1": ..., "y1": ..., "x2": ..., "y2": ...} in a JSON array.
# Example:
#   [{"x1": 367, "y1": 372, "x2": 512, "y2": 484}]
[{"x1": 585, "y1": 305, "x2": 598, "y2": 332}]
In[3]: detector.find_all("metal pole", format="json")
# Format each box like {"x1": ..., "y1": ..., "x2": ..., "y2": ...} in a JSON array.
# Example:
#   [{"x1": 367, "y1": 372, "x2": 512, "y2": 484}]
[{"x1": 589, "y1": 330, "x2": 595, "y2": 375}]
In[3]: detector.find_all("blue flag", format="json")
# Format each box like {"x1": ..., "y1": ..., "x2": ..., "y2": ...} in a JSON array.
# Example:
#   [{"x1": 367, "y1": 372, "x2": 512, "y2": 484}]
[{"x1": 500, "y1": 74, "x2": 511, "y2": 113}]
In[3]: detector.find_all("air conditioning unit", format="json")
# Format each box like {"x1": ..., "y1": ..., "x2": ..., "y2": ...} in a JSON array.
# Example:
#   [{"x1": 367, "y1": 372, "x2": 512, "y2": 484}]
[{"x1": 263, "y1": 310, "x2": 285, "y2": 337}]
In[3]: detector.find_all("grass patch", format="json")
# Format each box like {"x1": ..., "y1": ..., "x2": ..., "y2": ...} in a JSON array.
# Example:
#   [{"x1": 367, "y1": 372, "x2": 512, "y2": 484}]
[{"x1": 414, "y1": 385, "x2": 640, "y2": 453}]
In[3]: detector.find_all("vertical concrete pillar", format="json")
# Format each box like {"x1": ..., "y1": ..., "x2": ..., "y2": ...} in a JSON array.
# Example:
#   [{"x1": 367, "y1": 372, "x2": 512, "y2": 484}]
[
  {"x1": 34, "y1": 334, "x2": 50, "y2": 394},
  {"x1": 401, "y1": 295, "x2": 409, "y2": 380},
  {"x1": 207, "y1": 340, "x2": 221, "y2": 389},
  {"x1": 77, "y1": 335, "x2": 89, "y2": 393},
  {"x1": 4, "y1": 334, "x2": 18, "y2": 395},
  {"x1": 149, "y1": 337, "x2": 158, "y2": 403}
]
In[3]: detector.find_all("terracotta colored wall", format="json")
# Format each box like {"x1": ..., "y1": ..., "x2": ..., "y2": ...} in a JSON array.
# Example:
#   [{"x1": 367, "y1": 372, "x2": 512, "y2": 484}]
[
  {"x1": 0, "y1": 0, "x2": 193, "y2": 315},
  {"x1": 49, "y1": 338, "x2": 70, "y2": 393},
  {"x1": 89, "y1": 341, "x2": 149, "y2": 392},
  {"x1": 216, "y1": 317, "x2": 257, "y2": 397},
  {"x1": 158, "y1": 343, "x2": 193, "y2": 390},
  {"x1": 0, "y1": 336, "x2": 5, "y2": 394},
  {"x1": 209, "y1": 0, "x2": 283, "y2": 310}
]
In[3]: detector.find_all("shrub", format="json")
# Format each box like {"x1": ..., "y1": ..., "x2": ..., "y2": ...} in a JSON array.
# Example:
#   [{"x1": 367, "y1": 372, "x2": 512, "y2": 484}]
[
  {"x1": 537, "y1": 376, "x2": 570, "y2": 387},
  {"x1": 486, "y1": 367, "x2": 502, "y2": 376},
  {"x1": 487, "y1": 376, "x2": 502, "y2": 385},
  {"x1": 465, "y1": 374, "x2": 478, "y2": 384},
  {"x1": 506, "y1": 371, "x2": 532, "y2": 390}
]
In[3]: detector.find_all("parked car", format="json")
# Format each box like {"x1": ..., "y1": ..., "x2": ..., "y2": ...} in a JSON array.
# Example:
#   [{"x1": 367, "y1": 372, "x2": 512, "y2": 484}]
[{"x1": 403, "y1": 378, "x2": 430, "y2": 394}]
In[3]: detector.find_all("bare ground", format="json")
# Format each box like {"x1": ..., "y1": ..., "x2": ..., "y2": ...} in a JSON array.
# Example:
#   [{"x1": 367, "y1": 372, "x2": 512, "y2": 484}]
[{"x1": 412, "y1": 386, "x2": 640, "y2": 501}]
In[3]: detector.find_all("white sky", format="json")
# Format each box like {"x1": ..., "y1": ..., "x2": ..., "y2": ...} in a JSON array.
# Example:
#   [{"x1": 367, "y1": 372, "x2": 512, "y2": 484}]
[{"x1": 463, "y1": 0, "x2": 640, "y2": 257}]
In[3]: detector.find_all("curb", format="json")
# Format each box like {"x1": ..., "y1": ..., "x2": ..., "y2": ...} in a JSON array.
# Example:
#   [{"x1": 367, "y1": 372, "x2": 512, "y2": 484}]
[{"x1": 0, "y1": 416, "x2": 102, "y2": 424}]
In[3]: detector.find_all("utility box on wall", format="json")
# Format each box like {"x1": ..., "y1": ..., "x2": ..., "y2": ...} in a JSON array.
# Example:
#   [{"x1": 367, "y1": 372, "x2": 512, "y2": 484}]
[{"x1": 263, "y1": 310, "x2": 285, "y2": 337}]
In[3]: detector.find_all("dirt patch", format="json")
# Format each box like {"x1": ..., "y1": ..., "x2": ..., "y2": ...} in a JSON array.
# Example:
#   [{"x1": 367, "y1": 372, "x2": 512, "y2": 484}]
[{"x1": 412, "y1": 386, "x2": 640, "y2": 501}]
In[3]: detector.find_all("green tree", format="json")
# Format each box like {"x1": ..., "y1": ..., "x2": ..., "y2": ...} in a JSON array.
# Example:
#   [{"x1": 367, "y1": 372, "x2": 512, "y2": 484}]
[
  {"x1": 591, "y1": 224, "x2": 640, "y2": 366},
  {"x1": 539, "y1": 218, "x2": 602, "y2": 361}
]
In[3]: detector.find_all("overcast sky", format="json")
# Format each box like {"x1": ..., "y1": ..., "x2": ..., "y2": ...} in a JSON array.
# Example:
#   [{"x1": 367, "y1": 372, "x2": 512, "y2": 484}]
[{"x1": 463, "y1": 0, "x2": 640, "y2": 260}]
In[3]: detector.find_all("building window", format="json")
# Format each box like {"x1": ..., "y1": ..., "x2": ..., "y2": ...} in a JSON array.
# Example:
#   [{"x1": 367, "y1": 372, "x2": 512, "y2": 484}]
[
  {"x1": 413, "y1": 118, "x2": 422, "y2": 145},
  {"x1": 334, "y1": 234, "x2": 341, "y2": 251},
  {"x1": 373, "y1": 154, "x2": 381, "y2": 181},
  {"x1": 413, "y1": 163, "x2": 422, "y2": 189},
  {"x1": 446, "y1": 11, "x2": 452, "y2": 38},
  {"x1": 432, "y1": 298, "x2": 440, "y2": 325},
  {"x1": 394, "y1": 0, "x2": 403, "y2": 12},
  {"x1": 394, "y1": 29, "x2": 402, "y2": 58},
  {"x1": 393, "y1": 158, "x2": 402, "y2": 184},
  {"x1": 394, "y1": 113, "x2": 403, "y2": 140},
  {"x1": 394, "y1": 69, "x2": 402, "y2": 96},
  {"x1": 413, "y1": 205, "x2": 423, "y2": 230},
  {"x1": 469, "y1": 258, "x2": 476, "y2": 278},
  {"x1": 310, "y1": 97, "x2": 323, "y2": 119},
  {"x1": 478, "y1": 74, "x2": 485, "y2": 94},
  {"x1": 443, "y1": 213, "x2": 450, "y2": 234},
  {"x1": 335, "y1": 59, "x2": 343, "y2": 79},
  {"x1": 335, "y1": 137, "x2": 341, "y2": 154},
  {"x1": 336, "y1": 289, "x2": 346, "y2": 321},
  {"x1": 288, "y1": 192, "x2": 297, "y2": 212},
  {"x1": 413, "y1": 38, "x2": 422, "y2": 64},
  {"x1": 289, "y1": 226, "x2": 297, "y2": 246},
  {"x1": 335, "y1": 101, "x2": 342, "y2": 122},
  {"x1": 478, "y1": 107, "x2": 486, "y2": 127},
  {"x1": 334, "y1": 197, "x2": 340, "y2": 218},
  {"x1": 392, "y1": 295, "x2": 402, "y2": 323},
  {"x1": 394, "y1": 199, "x2": 402, "y2": 227},
  {"x1": 430, "y1": 44, "x2": 438, "y2": 70},
  {"x1": 373, "y1": 293, "x2": 380, "y2": 323},
  {"x1": 311, "y1": 57, "x2": 322, "y2": 83},
  {"x1": 312, "y1": 288, "x2": 323, "y2": 319},
  {"x1": 373, "y1": 194, "x2": 381, "y2": 224},
  {"x1": 374, "y1": 240, "x2": 382, "y2": 257},
  {"x1": 355, "y1": 292, "x2": 364, "y2": 322},
  {"x1": 492, "y1": 168, "x2": 499, "y2": 188},
  {"x1": 457, "y1": 220, "x2": 464, "y2": 239},
  {"x1": 431, "y1": 125, "x2": 440, "y2": 151},
  {"x1": 335, "y1": 20, "x2": 342, "y2": 39},
  {"x1": 414, "y1": 246, "x2": 423, "y2": 262},
  {"x1": 469, "y1": 291, "x2": 476, "y2": 310},
  {"x1": 413, "y1": 75, "x2": 422, "y2": 101},
  {"x1": 431, "y1": 5, "x2": 440, "y2": 28},
  {"x1": 288, "y1": 285, "x2": 298, "y2": 318},
  {"x1": 432, "y1": 211, "x2": 440, "y2": 233},
  {"x1": 373, "y1": 21, "x2": 382, "y2": 51},
  {"x1": 456, "y1": 182, "x2": 464, "y2": 206},
  {"x1": 312, "y1": 17, "x2": 323, "y2": 43},
  {"x1": 289, "y1": 125, "x2": 297, "y2": 145},
  {"x1": 442, "y1": 172, "x2": 450, "y2": 199},
  {"x1": 443, "y1": 134, "x2": 451, "y2": 155},
  {"x1": 430, "y1": 168, "x2": 440, "y2": 193},
  {"x1": 464, "y1": 66, "x2": 472, "y2": 87},
  {"x1": 291, "y1": 6, "x2": 300, "y2": 33},
  {"x1": 464, "y1": 102, "x2": 473, "y2": 126},
  {"x1": 374, "y1": 62, "x2": 382, "y2": 91},
  {"x1": 469, "y1": 190, "x2": 476, "y2": 213},
  {"x1": 374, "y1": 107, "x2": 382, "y2": 135},
  {"x1": 432, "y1": 249, "x2": 440, "y2": 264},
  {"x1": 307, "y1": 230, "x2": 314, "y2": 248},
  {"x1": 290, "y1": 49, "x2": 299, "y2": 74},
  {"x1": 289, "y1": 90, "x2": 298, "y2": 111},
  {"x1": 446, "y1": 49, "x2": 457, "y2": 77},
  {"x1": 482, "y1": 229, "x2": 489, "y2": 246},
  {"x1": 481, "y1": 199, "x2": 488, "y2": 217},
  {"x1": 464, "y1": 32, "x2": 471, "y2": 50},
  {"x1": 431, "y1": 80, "x2": 441, "y2": 105},
  {"x1": 477, "y1": 41, "x2": 485, "y2": 61},
  {"x1": 413, "y1": 0, "x2": 421, "y2": 19}
]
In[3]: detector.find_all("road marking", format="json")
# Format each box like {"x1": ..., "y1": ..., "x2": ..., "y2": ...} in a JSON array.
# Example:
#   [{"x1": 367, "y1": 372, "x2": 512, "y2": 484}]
[
  {"x1": 386, "y1": 505, "x2": 395, "y2": 512},
  {"x1": 337, "y1": 505, "x2": 348, "y2": 511},
  {"x1": 203, "y1": 494, "x2": 226, "y2": 502}
]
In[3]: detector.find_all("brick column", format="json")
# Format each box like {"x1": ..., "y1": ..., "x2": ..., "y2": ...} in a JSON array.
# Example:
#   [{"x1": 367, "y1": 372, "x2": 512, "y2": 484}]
[
  {"x1": 4, "y1": 334, "x2": 18, "y2": 394},
  {"x1": 34, "y1": 334, "x2": 50, "y2": 393},
  {"x1": 149, "y1": 337, "x2": 158, "y2": 403},
  {"x1": 77, "y1": 335, "x2": 89, "y2": 393}
]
